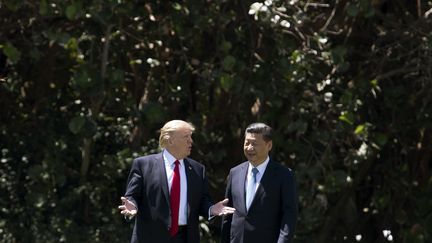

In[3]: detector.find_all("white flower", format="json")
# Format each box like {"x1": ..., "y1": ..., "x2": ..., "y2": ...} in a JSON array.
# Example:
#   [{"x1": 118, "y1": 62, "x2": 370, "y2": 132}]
[
  {"x1": 146, "y1": 58, "x2": 160, "y2": 67},
  {"x1": 264, "y1": 0, "x2": 273, "y2": 6},
  {"x1": 324, "y1": 92, "x2": 333, "y2": 102},
  {"x1": 319, "y1": 37, "x2": 328, "y2": 44},
  {"x1": 357, "y1": 142, "x2": 368, "y2": 157},
  {"x1": 248, "y1": 2, "x2": 263, "y2": 15},
  {"x1": 355, "y1": 234, "x2": 362, "y2": 241},
  {"x1": 280, "y1": 20, "x2": 291, "y2": 28},
  {"x1": 271, "y1": 15, "x2": 281, "y2": 24}
]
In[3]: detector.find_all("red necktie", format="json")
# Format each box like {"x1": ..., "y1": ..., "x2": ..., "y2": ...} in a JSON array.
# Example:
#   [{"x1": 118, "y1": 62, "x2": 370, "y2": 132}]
[{"x1": 169, "y1": 160, "x2": 180, "y2": 237}]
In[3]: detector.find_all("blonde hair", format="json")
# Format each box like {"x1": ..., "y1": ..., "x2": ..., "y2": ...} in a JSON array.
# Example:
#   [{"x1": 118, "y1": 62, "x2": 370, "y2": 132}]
[{"x1": 159, "y1": 120, "x2": 195, "y2": 149}]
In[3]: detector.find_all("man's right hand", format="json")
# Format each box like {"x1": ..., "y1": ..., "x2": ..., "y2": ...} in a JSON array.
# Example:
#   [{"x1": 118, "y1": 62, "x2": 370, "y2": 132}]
[{"x1": 118, "y1": 197, "x2": 137, "y2": 219}]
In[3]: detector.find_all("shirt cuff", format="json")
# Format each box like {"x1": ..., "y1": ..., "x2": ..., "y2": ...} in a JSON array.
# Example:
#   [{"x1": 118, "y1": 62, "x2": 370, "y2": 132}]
[{"x1": 208, "y1": 205, "x2": 215, "y2": 221}]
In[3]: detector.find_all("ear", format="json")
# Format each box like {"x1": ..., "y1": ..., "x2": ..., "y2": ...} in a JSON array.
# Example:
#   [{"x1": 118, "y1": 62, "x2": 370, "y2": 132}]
[{"x1": 267, "y1": 141, "x2": 273, "y2": 151}]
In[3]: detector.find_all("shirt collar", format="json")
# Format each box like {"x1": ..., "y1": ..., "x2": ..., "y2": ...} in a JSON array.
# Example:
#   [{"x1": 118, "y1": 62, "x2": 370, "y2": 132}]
[
  {"x1": 163, "y1": 149, "x2": 184, "y2": 167},
  {"x1": 248, "y1": 156, "x2": 270, "y2": 175}
]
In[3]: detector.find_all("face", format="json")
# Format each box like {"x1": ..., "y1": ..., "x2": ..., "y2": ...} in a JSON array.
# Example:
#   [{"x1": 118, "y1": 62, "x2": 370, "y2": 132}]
[
  {"x1": 167, "y1": 126, "x2": 193, "y2": 159},
  {"x1": 243, "y1": 132, "x2": 272, "y2": 166}
]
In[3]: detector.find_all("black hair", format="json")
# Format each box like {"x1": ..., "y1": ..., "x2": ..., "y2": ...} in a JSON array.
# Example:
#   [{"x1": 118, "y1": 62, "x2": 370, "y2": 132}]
[{"x1": 245, "y1": 123, "x2": 273, "y2": 142}]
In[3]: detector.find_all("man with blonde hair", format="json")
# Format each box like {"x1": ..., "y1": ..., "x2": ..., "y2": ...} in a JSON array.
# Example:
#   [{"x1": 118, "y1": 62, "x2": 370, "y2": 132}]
[{"x1": 119, "y1": 120, "x2": 235, "y2": 243}]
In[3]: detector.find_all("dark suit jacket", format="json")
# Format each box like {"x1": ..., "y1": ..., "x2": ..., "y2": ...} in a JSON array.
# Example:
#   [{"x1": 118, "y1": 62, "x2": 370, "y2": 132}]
[
  {"x1": 221, "y1": 159, "x2": 298, "y2": 243},
  {"x1": 124, "y1": 152, "x2": 213, "y2": 243}
]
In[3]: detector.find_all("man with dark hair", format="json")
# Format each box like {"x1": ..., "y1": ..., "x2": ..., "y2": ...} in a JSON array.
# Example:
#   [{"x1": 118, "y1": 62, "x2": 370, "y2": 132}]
[{"x1": 221, "y1": 122, "x2": 298, "y2": 243}]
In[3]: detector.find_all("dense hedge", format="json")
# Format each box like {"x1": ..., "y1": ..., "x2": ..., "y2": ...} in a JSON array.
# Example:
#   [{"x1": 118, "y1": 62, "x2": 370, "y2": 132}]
[{"x1": 1, "y1": 1, "x2": 431, "y2": 242}]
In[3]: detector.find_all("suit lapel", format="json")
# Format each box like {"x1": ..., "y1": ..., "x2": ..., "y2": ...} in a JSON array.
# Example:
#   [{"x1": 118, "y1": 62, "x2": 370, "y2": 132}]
[
  {"x1": 184, "y1": 159, "x2": 193, "y2": 219},
  {"x1": 248, "y1": 160, "x2": 275, "y2": 212},
  {"x1": 156, "y1": 153, "x2": 170, "y2": 207},
  {"x1": 234, "y1": 162, "x2": 249, "y2": 214}
]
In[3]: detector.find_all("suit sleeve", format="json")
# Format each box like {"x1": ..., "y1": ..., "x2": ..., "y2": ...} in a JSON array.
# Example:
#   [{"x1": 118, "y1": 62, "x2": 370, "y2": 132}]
[
  {"x1": 124, "y1": 158, "x2": 143, "y2": 210},
  {"x1": 198, "y1": 165, "x2": 214, "y2": 217},
  {"x1": 278, "y1": 169, "x2": 298, "y2": 243},
  {"x1": 221, "y1": 171, "x2": 233, "y2": 243}
]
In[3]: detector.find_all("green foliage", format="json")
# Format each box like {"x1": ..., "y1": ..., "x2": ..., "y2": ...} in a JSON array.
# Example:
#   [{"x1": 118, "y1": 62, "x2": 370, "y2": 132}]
[{"x1": 1, "y1": 0, "x2": 432, "y2": 242}]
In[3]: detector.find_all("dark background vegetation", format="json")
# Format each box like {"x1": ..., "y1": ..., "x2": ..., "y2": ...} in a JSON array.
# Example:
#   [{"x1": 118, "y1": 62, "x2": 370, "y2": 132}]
[{"x1": 1, "y1": 0, "x2": 431, "y2": 242}]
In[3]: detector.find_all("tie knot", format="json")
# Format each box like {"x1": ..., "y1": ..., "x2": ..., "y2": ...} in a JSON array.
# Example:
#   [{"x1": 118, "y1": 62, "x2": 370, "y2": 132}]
[
  {"x1": 174, "y1": 160, "x2": 180, "y2": 166},
  {"x1": 252, "y1": 167, "x2": 258, "y2": 176}
]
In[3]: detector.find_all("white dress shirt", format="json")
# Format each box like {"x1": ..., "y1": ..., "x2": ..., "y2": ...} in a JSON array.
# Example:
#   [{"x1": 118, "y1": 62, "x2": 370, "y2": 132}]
[
  {"x1": 246, "y1": 156, "x2": 270, "y2": 195},
  {"x1": 163, "y1": 150, "x2": 188, "y2": 226}
]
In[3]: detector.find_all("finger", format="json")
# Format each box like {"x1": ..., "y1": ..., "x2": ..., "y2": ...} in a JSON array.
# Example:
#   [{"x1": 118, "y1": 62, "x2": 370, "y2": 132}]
[
  {"x1": 118, "y1": 205, "x2": 126, "y2": 210},
  {"x1": 221, "y1": 198, "x2": 229, "y2": 205}
]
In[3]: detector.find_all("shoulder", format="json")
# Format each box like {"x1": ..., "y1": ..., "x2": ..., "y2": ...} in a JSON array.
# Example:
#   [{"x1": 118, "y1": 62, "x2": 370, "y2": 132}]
[
  {"x1": 184, "y1": 157, "x2": 204, "y2": 169},
  {"x1": 268, "y1": 160, "x2": 294, "y2": 176},
  {"x1": 133, "y1": 153, "x2": 163, "y2": 165},
  {"x1": 230, "y1": 161, "x2": 248, "y2": 174}
]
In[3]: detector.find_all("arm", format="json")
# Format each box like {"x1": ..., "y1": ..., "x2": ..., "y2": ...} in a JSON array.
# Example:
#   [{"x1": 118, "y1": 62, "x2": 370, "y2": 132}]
[
  {"x1": 198, "y1": 165, "x2": 214, "y2": 217},
  {"x1": 221, "y1": 172, "x2": 233, "y2": 243},
  {"x1": 118, "y1": 158, "x2": 143, "y2": 218},
  {"x1": 277, "y1": 169, "x2": 298, "y2": 243}
]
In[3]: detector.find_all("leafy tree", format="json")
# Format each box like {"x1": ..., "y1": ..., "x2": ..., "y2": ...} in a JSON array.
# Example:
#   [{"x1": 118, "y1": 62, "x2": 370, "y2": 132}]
[{"x1": 1, "y1": 0, "x2": 431, "y2": 242}]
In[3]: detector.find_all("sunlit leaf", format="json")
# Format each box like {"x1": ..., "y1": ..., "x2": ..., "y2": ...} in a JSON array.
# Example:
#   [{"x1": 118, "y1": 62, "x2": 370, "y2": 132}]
[
  {"x1": 339, "y1": 112, "x2": 354, "y2": 125},
  {"x1": 354, "y1": 124, "x2": 365, "y2": 135},
  {"x1": 1, "y1": 42, "x2": 21, "y2": 63}
]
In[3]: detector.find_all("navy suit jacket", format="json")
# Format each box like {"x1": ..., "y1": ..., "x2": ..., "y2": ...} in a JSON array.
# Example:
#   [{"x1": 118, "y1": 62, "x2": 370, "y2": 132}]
[
  {"x1": 221, "y1": 159, "x2": 298, "y2": 243},
  {"x1": 124, "y1": 152, "x2": 213, "y2": 243}
]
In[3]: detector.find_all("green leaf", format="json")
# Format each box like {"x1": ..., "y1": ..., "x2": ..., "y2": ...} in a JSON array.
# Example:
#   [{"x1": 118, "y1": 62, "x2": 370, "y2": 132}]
[
  {"x1": 82, "y1": 119, "x2": 97, "y2": 138},
  {"x1": 370, "y1": 79, "x2": 378, "y2": 88},
  {"x1": 142, "y1": 102, "x2": 167, "y2": 124},
  {"x1": 172, "y1": 3, "x2": 182, "y2": 11},
  {"x1": 332, "y1": 170, "x2": 348, "y2": 187},
  {"x1": 354, "y1": 124, "x2": 365, "y2": 135},
  {"x1": 73, "y1": 69, "x2": 91, "y2": 88},
  {"x1": 39, "y1": 0, "x2": 48, "y2": 15},
  {"x1": 339, "y1": 112, "x2": 354, "y2": 125},
  {"x1": 331, "y1": 46, "x2": 347, "y2": 64},
  {"x1": 287, "y1": 120, "x2": 308, "y2": 133},
  {"x1": 223, "y1": 55, "x2": 236, "y2": 71},
  {"x1": 221, "y1": 41, "x2": 232, "y2": 53},
  {"x1": 4, "y1": 0, "x2": 23, "y2": 11},
  {"x1": 220, "y1": 73, "x2": 233, "y2": 92},
  {"x1": 365, "y1": 8, "x2": 375, "y2": 18},
  {"x1": 66, "y1": 4, "x2": 78, "y2": 20},
  {"x1": 110, "y1": 69, "x2": 125, "y2": 85},
  {"x1": 347, "y1": 4, "x2": 359, "y2": 17},
  {"x1": 69, "y1": 117, "x2": 86, "y2": 134},
  {"x1": 28, "y1": 165, "x2": 44, "y2": 179},
  {"x1": 374, "y1": 133, "x2": 388, "y2": 146},
  {"x1": 1, "y1": 42, "x2": 21, "y2": 63}
]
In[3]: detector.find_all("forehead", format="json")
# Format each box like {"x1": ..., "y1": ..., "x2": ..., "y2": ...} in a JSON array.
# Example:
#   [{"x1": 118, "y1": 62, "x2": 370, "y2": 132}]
[{"x1": 244, "y1": 132, "x2": 265, "y2": 141}]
